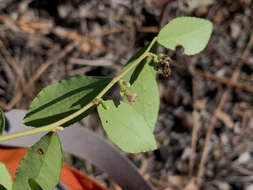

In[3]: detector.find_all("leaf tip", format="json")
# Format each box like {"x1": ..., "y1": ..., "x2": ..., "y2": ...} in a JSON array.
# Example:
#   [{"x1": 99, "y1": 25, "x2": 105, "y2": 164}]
[{"x1": 0, "y1": 108, "x2": 6, "y2": 135}]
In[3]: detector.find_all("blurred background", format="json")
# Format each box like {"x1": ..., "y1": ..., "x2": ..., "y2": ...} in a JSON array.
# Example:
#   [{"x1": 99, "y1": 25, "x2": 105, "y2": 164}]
[{"x1": 0, "y1": 0, "x2": 253, "y2": 189}]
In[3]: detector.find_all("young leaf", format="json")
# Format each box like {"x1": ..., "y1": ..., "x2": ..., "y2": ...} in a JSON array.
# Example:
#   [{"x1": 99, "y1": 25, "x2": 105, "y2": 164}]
[
  {"x1": 157, "y1": 17, "x2": 213, "y2": 55},
  {"x1": 23, "y1": 76, "x2": 112, "y2": 127},
  {"x1": 13, "y1": 132, "x2": 63, "y2": 190},
  {"x1": 97, "y1": 100, "x2": 157, "y2": 153},
  {"x1": 0, "y1": 162, "x2": 12, "y2": 190},
  {"x1": 0, "y1": 108, "x2": 5, "y2": 135},
  {"x1": 123, "y1": 45, "x2": 159, "y2": 132}
]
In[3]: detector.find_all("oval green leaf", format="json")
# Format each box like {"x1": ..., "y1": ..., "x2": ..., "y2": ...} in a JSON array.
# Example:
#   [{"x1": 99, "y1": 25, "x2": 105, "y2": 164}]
[
  {"x1": 158, "y1": 17, "x2": 213, "y2": 55},
  {"x1": 97, "y1": 100, "x2": 157, "y2": 153},
  {"x1": 23, "y1": 76, "x2": 112, "y2": 127},
  {"x1": 123, "y1": 44, "x2": 159, "y2": 132},
  {"x1": 0, "y1": 162, "x2": 12, "y2": 190},
  {"x1": 13, "y1": 132, "x2": 63, "y2": 190},
  {"x1": 0, "y1": 108, "x2": 5, "y2": 135}
]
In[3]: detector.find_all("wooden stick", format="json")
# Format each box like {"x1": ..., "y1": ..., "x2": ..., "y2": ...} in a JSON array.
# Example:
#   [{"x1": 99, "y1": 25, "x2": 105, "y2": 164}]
[
  {"x1": 194, "y1": 68, "x2": 253, "y2": 93},
  {"x1": 196, "y1": 33, "x2": 253, "y2": 186},
  {"x1": 189, "y1": 79, "x2": 200, "y2": 177}
]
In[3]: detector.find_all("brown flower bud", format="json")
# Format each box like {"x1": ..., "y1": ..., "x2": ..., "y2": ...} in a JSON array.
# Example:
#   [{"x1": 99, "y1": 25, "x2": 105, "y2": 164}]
[{"x1": 126, "y1": 92, "x2": 138, "y2": 103}]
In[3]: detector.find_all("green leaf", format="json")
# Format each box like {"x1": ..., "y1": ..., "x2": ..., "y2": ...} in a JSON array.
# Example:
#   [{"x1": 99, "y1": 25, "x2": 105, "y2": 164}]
[
  {"x1": 0, "y1": 162, "x2": 12, "y2": 190},
  {"x1": 13, "y1": 132, "x2": 63, "y2": 190},
  {"x1": 23, "y1": 76, "x2": 112, "y2": 127},
  {"x1": 97, "y1": 100, "x2": 157, "y2": 153},
  {"x1": 0, "y1": 108, "x2": 5, "y2": 135},
  {"x1": 123, "y1": 45, "x2": 159, "y2": 132},
  {"x1": 28, "y1": 179, "x2": 43, "y2": 190},
  {"x1": 0, "y1": 185, "x2": 8, "y2": 190},
  {"x1": 157, "y1": 17, "x2": 213, "y2": 55}
]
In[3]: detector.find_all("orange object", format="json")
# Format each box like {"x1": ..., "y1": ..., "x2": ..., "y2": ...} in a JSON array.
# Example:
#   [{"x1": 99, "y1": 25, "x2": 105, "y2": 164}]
[{"x1": 0, "y1": 148, "x2": 108, "y2": 190}]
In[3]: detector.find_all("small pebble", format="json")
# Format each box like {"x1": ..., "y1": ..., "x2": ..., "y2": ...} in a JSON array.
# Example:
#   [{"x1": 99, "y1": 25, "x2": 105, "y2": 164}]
[{"x1": 237, "y1": 152, "x2": 251, "y2": 164}]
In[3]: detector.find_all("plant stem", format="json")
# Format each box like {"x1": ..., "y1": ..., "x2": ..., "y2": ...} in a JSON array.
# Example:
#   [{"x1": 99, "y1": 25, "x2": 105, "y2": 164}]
[
  {"x1": 0, "y1": 37, "x2": 157, "y2": 142},
  {"x1": 147, "y1": 52, "x2": 158, "y2": 58},
  {"x1": 0, "y1": 126, "x2": 63, "y2": 141}
]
